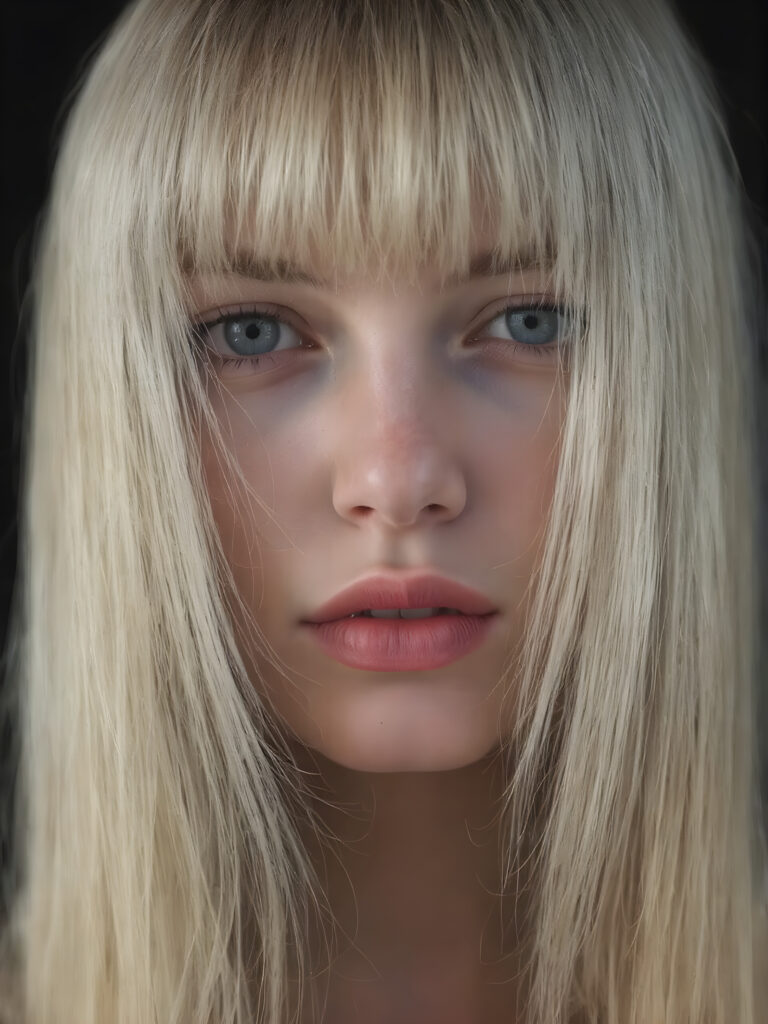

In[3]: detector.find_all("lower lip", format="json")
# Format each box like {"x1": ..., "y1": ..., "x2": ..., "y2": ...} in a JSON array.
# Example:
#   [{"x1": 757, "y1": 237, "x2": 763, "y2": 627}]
[{"x1": 301, "y1": 613, "x2": 498, "y2": 671}]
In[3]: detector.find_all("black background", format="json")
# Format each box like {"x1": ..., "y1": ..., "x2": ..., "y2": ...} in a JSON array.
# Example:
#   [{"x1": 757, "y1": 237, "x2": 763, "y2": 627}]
[{"x1": 1, "y1": 1, "x2": 767, "y2": 904}]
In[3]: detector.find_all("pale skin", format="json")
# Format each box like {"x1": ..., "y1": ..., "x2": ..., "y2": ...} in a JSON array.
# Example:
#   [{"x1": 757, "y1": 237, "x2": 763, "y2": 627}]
[{"x1": 187, "y1": 223, "x2": 568, "y2": 1022}]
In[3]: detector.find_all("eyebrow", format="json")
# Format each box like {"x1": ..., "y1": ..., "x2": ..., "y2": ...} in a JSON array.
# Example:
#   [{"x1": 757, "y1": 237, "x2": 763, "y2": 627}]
[{"x1": 189, "y1": 247, "x2": 552, "y2": 287}]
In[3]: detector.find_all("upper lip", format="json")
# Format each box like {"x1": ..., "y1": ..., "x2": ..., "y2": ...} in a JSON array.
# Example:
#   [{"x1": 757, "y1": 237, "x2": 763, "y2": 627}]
[{"x1": 302, "y1": 572, "x2": 499, "y2": 624}]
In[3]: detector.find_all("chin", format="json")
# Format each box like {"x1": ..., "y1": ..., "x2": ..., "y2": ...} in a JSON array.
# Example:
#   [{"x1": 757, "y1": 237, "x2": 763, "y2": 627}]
[
  {"x1": 267, "y1": 675, "x2": 506, "y2": 773},
  {"x1": 322, "y1": 749, "x2": 494, "y2": 773},
  {"x1": 305, "y1": 714, "x2": 501, "y2": 773}
]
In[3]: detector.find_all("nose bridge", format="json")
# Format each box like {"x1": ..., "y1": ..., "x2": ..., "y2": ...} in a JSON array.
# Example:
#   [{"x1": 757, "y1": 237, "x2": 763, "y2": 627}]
[
  {"x1": 344, "y1": 284, "x2": 443, "y2": 408},
  {"x1": 329, "y1": 303, "x2": 467, "y2": 529},
  {"x1": 339, "y1": 311, "x2": 441, "y2": 443}
]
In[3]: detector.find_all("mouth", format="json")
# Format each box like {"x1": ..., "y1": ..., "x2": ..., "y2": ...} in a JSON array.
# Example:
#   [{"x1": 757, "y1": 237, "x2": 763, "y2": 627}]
[{"x1": 342, "y1": 607, "x2": 464, "y2": 620}]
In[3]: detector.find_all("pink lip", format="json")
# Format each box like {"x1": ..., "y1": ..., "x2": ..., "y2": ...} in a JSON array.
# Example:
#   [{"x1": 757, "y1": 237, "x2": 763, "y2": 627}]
[
  {"x1": 303, "y1": 571, "x2": 498, "y2": 624},
  {"x1": 301, "y1": 611, "x2": 499, "y2": 671}
]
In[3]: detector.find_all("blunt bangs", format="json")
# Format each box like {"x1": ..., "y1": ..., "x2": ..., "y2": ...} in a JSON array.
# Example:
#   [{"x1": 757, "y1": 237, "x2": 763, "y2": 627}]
[{"x1": 96, "y1": 0, "x2": 659, "y2": 297}]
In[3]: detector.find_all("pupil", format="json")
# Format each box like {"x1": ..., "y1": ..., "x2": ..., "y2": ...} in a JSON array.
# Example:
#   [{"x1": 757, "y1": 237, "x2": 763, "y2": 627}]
[
  {"x1": 523, "y1": 314, "x2": 538, "y2": 329},
  {"x1": 245, "y1": 322, "x2": 261, "y2": 339}
]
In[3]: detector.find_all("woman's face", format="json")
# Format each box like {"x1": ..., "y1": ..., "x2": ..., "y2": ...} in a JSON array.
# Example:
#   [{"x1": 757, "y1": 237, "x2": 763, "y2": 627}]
[{"x1": 189, "y1": 230, "x2": 568, "y2": 772}]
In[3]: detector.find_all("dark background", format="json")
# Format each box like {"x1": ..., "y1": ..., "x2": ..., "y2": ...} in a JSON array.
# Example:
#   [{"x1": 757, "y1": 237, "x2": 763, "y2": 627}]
[{"x1": 1, "y1": 0, "x2": 767, "y2": 912}]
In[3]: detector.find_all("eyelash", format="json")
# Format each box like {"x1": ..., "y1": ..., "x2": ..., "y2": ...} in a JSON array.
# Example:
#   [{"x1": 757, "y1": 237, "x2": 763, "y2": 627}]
[{"x1": 190, "y1": 300, "x2": 571, "y2": 372}]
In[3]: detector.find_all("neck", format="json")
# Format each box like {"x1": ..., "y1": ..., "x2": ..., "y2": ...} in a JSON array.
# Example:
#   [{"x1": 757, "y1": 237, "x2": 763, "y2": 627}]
[{"x1": 288, "y1": 743, "x2": 533, "y2": 1022}]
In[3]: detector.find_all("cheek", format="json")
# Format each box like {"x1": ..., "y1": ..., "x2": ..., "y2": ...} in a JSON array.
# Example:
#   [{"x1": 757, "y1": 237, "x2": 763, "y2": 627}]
[
  {"x1": 198, "y1": 407, "x2": 269, "y2": 622},
  {"x1": 491, "y1": 380, "x2": 565, "y2": 546},
  {"x1": 197, "y1": 385, "x2": 279, "y2": 554},
  {"x1": 199, "y1": 381, "x2": 313, "y2": 547},
  {"x1": 200, "y1": 439, "x2": 241, "y2": 560}
]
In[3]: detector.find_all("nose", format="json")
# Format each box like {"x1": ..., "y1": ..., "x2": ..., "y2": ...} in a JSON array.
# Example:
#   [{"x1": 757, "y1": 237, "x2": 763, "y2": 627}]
[{"x1": 330, "y1": 375, "x2": 468, "y2": 531}]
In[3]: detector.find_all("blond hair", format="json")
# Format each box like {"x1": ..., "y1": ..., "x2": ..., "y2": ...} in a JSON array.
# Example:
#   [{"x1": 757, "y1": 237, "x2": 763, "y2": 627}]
[{"x1": 1, "y1": 0, "x2": 765, "y2": 1020}]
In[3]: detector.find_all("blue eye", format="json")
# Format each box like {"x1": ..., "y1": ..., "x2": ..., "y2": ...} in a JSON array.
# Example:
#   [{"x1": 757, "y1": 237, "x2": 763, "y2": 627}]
[
  {"x1": 504, "y1": 307, "x2": 561, "y2": 345},
  {"x1": 191, "y1": 305, "x2": 308, "y2": 369},
  {"x1": 222, "y1": 313, "x2": 285, "y2": 355},
  {"x1": 471, "y1": 303, "x2": 576, "y2": 361}
]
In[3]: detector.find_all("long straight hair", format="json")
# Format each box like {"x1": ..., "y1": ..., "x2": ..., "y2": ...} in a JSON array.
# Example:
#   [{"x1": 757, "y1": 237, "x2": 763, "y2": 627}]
[{"x1": 0, "y1": 0, "x2": 765, "y2": 1020}]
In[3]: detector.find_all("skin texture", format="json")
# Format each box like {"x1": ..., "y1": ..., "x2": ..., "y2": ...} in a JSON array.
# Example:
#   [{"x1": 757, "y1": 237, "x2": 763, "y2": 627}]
[{"x1": 188, "y1": 228, "x2": 568, "y2": 1020}]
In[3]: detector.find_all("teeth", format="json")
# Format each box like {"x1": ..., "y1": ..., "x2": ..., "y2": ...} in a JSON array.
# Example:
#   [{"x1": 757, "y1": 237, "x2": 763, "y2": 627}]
[{"x1": 347, "y1": 607, "x2": 461, "y2": 619}]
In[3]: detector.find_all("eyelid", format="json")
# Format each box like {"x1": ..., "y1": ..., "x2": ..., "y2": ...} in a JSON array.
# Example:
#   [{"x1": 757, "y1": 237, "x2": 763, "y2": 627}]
[
  {"x1": 191, "y1": 293, "x2": 563, "y2": 332},
  {"x1": 192, "y1": 301, "x2": 311, "y2": 334},
  {"x1": 471, "y1": 292, "x2": 562, "y2": 325}
]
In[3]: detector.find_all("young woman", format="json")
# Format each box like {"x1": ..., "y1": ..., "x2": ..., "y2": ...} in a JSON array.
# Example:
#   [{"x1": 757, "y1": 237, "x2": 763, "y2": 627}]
[{"x1": 0, "y1": 0, "x2": 765, "y2": 1021}]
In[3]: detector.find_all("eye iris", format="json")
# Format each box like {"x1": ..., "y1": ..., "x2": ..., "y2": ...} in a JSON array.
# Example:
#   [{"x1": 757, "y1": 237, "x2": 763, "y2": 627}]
[
  {"x1": 505, "y1": 308, "x2": 559, "y2": 345},
  {"x1": 224, "y1": 316, "x2": 279, "y2": 356}
]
